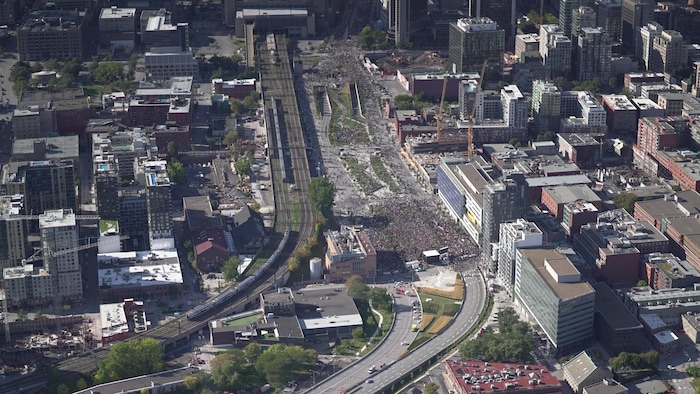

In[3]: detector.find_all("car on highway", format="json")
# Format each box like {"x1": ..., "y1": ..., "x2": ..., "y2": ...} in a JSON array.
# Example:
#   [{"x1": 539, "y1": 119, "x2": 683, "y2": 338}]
[
  {"x1": 365, "y1": 379, "x2": 373, "y2": 384},
  {"x1": 401, "y1": 341, "x2": 409, "y2": 345}
]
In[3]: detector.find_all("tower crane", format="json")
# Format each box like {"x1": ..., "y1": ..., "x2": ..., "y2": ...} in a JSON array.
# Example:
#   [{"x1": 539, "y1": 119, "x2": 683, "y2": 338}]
[
  {"x1": 468, "y1": 60, "x2": 489, "y2": 157},
  {"x1": 436, "y1": 74, "x2": 449, "y2": 141}
]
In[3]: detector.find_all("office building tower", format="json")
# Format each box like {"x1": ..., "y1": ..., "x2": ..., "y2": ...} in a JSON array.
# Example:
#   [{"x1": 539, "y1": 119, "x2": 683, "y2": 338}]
[
  {"x1": 0, "y1": 195, "x2": 29, "y2": 268},
  {"x1": 481, "y1": 173, "x2": 528, "y2": 272},
  {"x1": 139, "y1": 159, "x2": 172, "y2": 246},
  {"x1": 532, "y1": 80, "x2": 562, "y2": 133},
  {"x1": 514, "y1": 248, "x2": 595, "y2": 355},
  {"x1": 596, "y1": 0, "x2": 622, "y2": 42},
  {"x1": 501, "y1": 85, "x2": 528, "y2": 128},
  {"x1": 448, "y1": 17, "x2": 505, "y2": 73},
  {"x1": 388, "y1": 0, "x2": 429, "y2": 47},
  {"x1": 621, "y1": 0, "x2": 655, "y2": 56},
  {"x1": 559, "y1": 0, "x2": 591, "y2": 37},
  {"x1": 98, "y1": 7, "x2": 136, "y2": 48},
  {"x1": 1, "y1": 160, "x2": 76, "y2": 216},
  {"x1": 39, "y1": 209, "x2": 82, "y2": 300},
  {"x1": 540, "y1": 24, "x2": 573, "y2": 79},
  {"x1": 652, "y1": 30, "x2": 688, "y2": 74},
  {"x1": 577, "y1": 27, "x2": 612, "y2": 83},
  {"x1": 476, "y1": 0, "x2": 516, "y2": 44},
  {"x1": 118, "y1": 187, "x2": 148, "y2": 251},
  {"x1": 640, "y1": 22, "x2": 664, "y2": 71},
  {"x1": 571, "y1": 6, "x2": 596, "y2": 38},
  {"x1": 94, "y1": 155, "x2": 120, "y2": 220},
  {"x1": 497, "y1": 219, "x2": 543, "y2": 292},
  {"x1": 515, "y1": 33, "x2": 541, "y2": 62}
]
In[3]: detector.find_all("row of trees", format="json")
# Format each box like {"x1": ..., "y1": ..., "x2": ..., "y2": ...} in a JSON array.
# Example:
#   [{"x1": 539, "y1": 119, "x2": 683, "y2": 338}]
[
  {"x1": 229, "y1": 90, "x2": 261, "y2": 115},
  {"x1": 609, "y1": 350, "x2": 659, "y2": 373},
  {"x1": 210, "y1": 343, "x2": 318, "y2": 391},
  {"x1": 459, "y1": 308, "x2": 534, "y2": 363}
]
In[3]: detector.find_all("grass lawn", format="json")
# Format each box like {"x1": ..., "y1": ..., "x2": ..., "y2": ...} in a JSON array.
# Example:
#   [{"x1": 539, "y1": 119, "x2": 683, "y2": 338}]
[
  {"x1": 222, "y1": 313, "x2": 263, "y2": 327},
  {"x1": 82, "y1": 85, "x2": 104, "y2": 98}
]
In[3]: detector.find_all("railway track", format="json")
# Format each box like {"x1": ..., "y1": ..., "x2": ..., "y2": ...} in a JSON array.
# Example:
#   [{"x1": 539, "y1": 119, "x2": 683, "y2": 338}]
[{"x1": 0, "y1": 33, "x2": 316, "y2": 394}]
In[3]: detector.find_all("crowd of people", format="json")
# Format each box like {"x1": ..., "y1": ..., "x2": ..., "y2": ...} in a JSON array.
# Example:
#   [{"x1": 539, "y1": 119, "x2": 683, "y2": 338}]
[{"x1": 358, "y1": 201, "x2": 480, "y2": 272}]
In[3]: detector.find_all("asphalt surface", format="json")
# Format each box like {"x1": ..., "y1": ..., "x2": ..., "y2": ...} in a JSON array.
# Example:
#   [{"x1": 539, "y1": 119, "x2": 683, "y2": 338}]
[{"x1": 308, "y1": 268, "x2": 485, "y2": 394}]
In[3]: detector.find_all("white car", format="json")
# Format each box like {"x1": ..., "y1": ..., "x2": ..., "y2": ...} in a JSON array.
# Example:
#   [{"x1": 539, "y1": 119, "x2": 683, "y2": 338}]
[{"x1": 401, "y1": 341, "x2": 409, "y2": 346}]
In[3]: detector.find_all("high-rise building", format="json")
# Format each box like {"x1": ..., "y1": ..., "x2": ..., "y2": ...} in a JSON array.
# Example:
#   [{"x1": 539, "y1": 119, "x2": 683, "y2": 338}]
[
  {"x1": 532, "y1": 80, "x2": 562, "y2": 133},
  {"x1": 596, "y1": 0, "x2": 622, "y2": 42},
  {"x1": 94, "y1": 155, "x2": 120, "y2": 220},
  {"x1": 448, "y1": 17, "x2": 505, "y2": 73},
  {"x1": 514, "y1": 247, "x2": 595, "y2": 355},
  {"x1": 501, "y1": 85, "x2": 528, "y2": 128},
  {"x1": 39, "y1": 209, "x2": 82, "y2": 301},
  {"x1": 481, "y1": 173, "x2": 528, "y2": 272},
  {"x1": 497, "y1": 219, "x2": 543, "y2": 292},
  {"x1": 571, "y1": 6, "x2": 597, "y2": 38},
  {"x1": 652, "y1": 30, "x2": 688, "y2": 74},
  {"x1": 0, "y1": 160, "x2": 76, "y2": 216},
  {"x1": 621, "y1": 0, "x2": 655, "y2": 56},
  {"x1": 476, "y1": 0, "x2": 516, "y2": 44},
  {"x1": 139, "y1": 159, "x2": 172, "y2": 246},
  {"x1": 387, "y1": 0, "x2": 429, "y2": 47},
  {"x1": 640, "y1": 22, "x2": 664, "y2": 71},
  {"x1": 118, "y1": 187, "x2": 148, "y2": 251},
  {"x1": 539, "y1": 24, "x2": 573, "y2": 79},
  {"x1": 577, "y1": 27, "x2": 612, "y2": 83},
  {"x1": 559, "y1": 0, "x2": 591, "y2": 36},
  {"x1": 17, "y1": 10, "x2": 86, "y2": 61},
  {"x1": 0, "y1": 195, "x2": 29, "y2": 268}
]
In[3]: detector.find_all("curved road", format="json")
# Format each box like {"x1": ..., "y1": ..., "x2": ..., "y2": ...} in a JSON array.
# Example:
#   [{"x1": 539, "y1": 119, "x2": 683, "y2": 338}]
[{"x1": 308, "y1": 269, "x2": 485, "y2": 393}]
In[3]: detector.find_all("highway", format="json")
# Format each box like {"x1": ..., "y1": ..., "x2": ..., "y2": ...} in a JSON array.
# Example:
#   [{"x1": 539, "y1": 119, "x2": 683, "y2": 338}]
[
  {"x1": 307, "y1": 270, "x2": 485, "y2": 394},
  {"x1": 0, "y1": 33, "x2": 316, "y2": 394}
]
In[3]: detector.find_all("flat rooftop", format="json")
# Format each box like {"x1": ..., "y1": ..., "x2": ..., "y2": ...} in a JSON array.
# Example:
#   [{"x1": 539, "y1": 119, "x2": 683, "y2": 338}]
[
  {"x1": 239, "y1": 8, "x2": 309, "y2": 17},
  {"x1": 75, "y1": 366, "x2": 202, "y2": 394},
  {"x1": 0, "y1": 194, "x2": 23, "y2": 218},
  {"x1": 100, "y1": 302, "x2": 128, "y2": 338},
  {"x1": 98, "y1": 250, "x2": 182, "y2": 288},
  {"x1": 39, "y1": 209, "x2": 76, "y2": 229},
  {"x1": 526, "y1": 174, "x2": 591, "y2": 188},
  {"x1": 100, "y1": 7, "x2": 136, "y2": 19},
  {"x1": 559, "y1": 133, "x2": 602, "y2": 146},
  {"x1": 12, "y1": 135, "x2": 79, "y2": 160},
  {"x1": 445, "y1": 360, "x2": 560, "y2": 393},
  {"x1": 519, "y1": 248, "x2": 594, "y2": 301},
  {"x1": 543, "y1": 184, "x2": 601, "y2": 204},
  {"x1": 294, "y1": 285, "x2": 362, "y2": 330}
]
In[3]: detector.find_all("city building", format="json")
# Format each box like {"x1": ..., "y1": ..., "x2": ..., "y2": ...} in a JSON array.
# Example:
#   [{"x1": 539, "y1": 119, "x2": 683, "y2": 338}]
[
  {"x1": 0, "y1": 160, "x2": 76, "y2": 215},
  {"x1": 624, "y1": 72, "x2": 667, "y2": 96},
  {"x1": 592, "y1": 282, "x2": 646, "y2": 356},
  {"x1": 444, "y1": 360, "x2": 562, "y2": 394},
  {"x1": 184, "y1": 196, "x2": 234, "y2": 273},
  {"x1": 17, "y1": 10, "x2": 86, "y2": 61},
  {"x1": 681, "y1": 312, "x2": 700, "y2": 343},
  {"x1": 15, "y1": 88, "x2": 92, "y2": 136},
  {"x1": 597, "y1": 0, "x2": 622, "y2": 42},
  {"x1": 99, "y1": 298, "x2": 148, "y2": 345},
  {"x1": 144, "y1": 47, "x2": 198, "y2": 81},
  {"x1": 573, "y1": 209, "x2": 668, "y2": 286},
  {"x1": 559, "y1": 0, "x2": 591, "y2": 37},
  {"x1": 91, "y1": 128, "x2": 154, "y2": 182},
  {"x1": 98, "y1": 7, "x2": 136, "y2": 48},
  {"x1": 571, "y1": 6, "x2": 597, "y2": 38},
  {"x1": 94, "y1": 156, "x2": 120, "y2": 220},
  {"x1": 118, "y1": 187, "x2": 149, "y2": 252},
  {"x1": 582, "y1": 379, "x2": 628, "y2": 394},
  {"x1": 515, "y1": 33, "x2": 540, "y2": 62},
  {"x1": 640, "y1": 22, "x2": 664, "y2": 71},
  {"x1": 138, "y1": 159, "x2": 172, "y2": 247},
  {"x1": 11, "y1": 108, "x2": 43, "y2": 140},
  {"x1": 448, "y1": 17, "x2": 504, "y2": 73},
  {"x1": 497, "y1": 219, "x2": 543, "y2": 292},
  {"x1": 10, "y1": 136, "x2": 79, "y2": 164},
  {"x1": 514, "y1": 248, "x2": 595, "y2": 355},
  {"x1": 3, "y1": 263, "x2": 52, "y2": 307},
  {"x1": 651, "y1": 30, "x2": 688, "y2": 74},
  {"x1": 501, "y1": 85, "x2": 527, "y2": 128},
  {"x1": 540, "y1": 24, "x2": 573, "y2": 79},
  {"x1": 577, "y1": 27, "x2": 612, "y2": 83},
  {"x1": 602, "y1": 95, "x2": 638, "y2": 135},
  {"x1": 562, "y1": 201, "x2": 600, "y2": 236},
  {"x1": 557, "y1": 133, "x2": 604, "y2": 168},
  {"x1": 540, "y1": 184, "x2": 602, "y2": 220},
  {"x1": 653, "y1": 150, "x2": 700, "y2": 192},
  {"x1": 643, "y1": 252, "x2": 700, "y2": 290},
  {"x1": 386, "y1": 0, "x2": 429, "y2": 47},
  {"x1": 621, "y1": 0, "x2": 655, "y2": 56},
  {"x1": 633, "y1": 190, "x2": 700, "y2": 230},
  {"x1": 212, "y1": 78, "x2": 256, "y2": 100},
  {"x1": 39, "y1": 209, "x2": 82, "y2": 302},
  {"x1": 142, "y1": 15, "x2": 188, "y2": 50},
  {"x1": 632, "y1": 98, "x2": 664, "y2": 119},
  {"x1": 532, "y1": 80, "x2": 562, "y2": 133},
  {"x1": 562, "y1": 351, "x2": 614, "y2": 393},
  {"x1": 0, "y1": 195, "x2": 29, "y2": 268},
  {"x1": 97, "y1": 249, "x2": 182, "y2": 301},
  {"x1": 324, "y1": 225, "x2": 376, "y2": 282},
  {"x1": 410, "y1": 72, "x2": 481, "y2": 102},
  {"x1": 235, "y1": 8, "x2": 315, "y2": 39},
  {"x1": 625, "y1": 286, "x2": 700, "y2": 326}
]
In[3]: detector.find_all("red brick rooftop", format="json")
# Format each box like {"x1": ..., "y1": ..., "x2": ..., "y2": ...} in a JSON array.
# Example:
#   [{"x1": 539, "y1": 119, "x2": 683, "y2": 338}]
[{"x1": 445, "y1": 360, "x2": 562, "y2": 394}]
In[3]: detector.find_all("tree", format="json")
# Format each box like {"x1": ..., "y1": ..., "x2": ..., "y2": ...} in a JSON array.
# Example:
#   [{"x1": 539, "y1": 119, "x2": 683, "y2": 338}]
[
  {"x1": 368, "y1": 287, "x2": 392, "y2": 311},
  {"x1": 287, "y1": 255, "x2": 301, "y2": 272},
  {"x1": 223, "y1": 130, "x2": 239, "y2": 146},
  {"x1": 183, "y1": 375, "x2": 198, "y2": 391},
  {"x1": 609, "y1": 350, "x2": 658, "y2": 373},
  {"x1": 211, "y1": 349, "x2": 264, "y2": 390},
  {"x1": 254, "y1": 345, "x2": 318, "y2": 390},
  {"x1": 229, "y1": 98, "x2": 242, "y2": 115},
  {"x1": 92, "y1": 61, "x2": 125, "y2": 85},
  {"x1": 167, "y1": 141, "x2": 179, "y2": 157},
  {"x1": 244, "y1": 343, "x2": 262, "y2": 364},
  {"x1": 17, "y1": 309, "x2": 27, "y2": 321},
  {"x1": 75, "y1": 378, "x2": 88, "y2": 390},
  {"x1": 34, "y1": 310, "x2": 42, "y2": 319},
  {"x1": 351, "y1": 327, "x2": 365, "y2": 339},
  {"x1": 459, "y1": 308, "x2": 534, "y2": 363},
  {"x1": 614, "y1": 192, "x2": 637, "y2": 214},
  {"x1": 234, "y1": 157, "x2": 252, "y2": 177},
  {"x1": 222, "y1": 256, "x2": 241, "y2": 282},
  {"x1": 57, "y1": 384, "x2": 71, "y2": 394},
  {"x1": 425, "y1": 382, "x2": 439, "y2": 394},
  {"x1": 308, "y1": 177, "x2": 336, "y2": 215},
  {"x1": 345, "y1": 275, "x2": 369, "y2": 299},
  {"x1": 94, "y1": 338, "x2": 164, "y2": 383},
  {"x1": 243, "y1": 91, "x2": 260, "y2": 112},
  {"x1": 636, "y1": 280, "x2": 648, "y2": 287},
  {"x1": 167, "y1": 159, "x2": 186, "y2": 185}
]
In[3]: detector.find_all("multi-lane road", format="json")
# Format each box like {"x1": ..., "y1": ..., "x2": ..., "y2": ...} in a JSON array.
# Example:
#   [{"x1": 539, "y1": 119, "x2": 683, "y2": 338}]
[{"x1": 308, "y1": 270, "x2": 486, "y2": 393}]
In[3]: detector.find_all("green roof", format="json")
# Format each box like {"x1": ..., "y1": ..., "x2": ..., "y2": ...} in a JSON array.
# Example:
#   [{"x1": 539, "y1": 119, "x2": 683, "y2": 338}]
[{"x1": 100, "y1": 220, "x2": 119, "y2": 235}]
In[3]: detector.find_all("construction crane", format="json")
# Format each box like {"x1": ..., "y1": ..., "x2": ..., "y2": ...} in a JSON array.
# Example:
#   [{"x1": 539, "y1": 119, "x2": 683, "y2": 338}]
[
  {"x1": 2, "y1": 235, "x2": 129, "y2": 343},
  {"x1": 436, "y1": 74, "x2": 449, "y2": 141},
  {"x1": 468, "y1": 60, "x2": 489, "y2": 157}
]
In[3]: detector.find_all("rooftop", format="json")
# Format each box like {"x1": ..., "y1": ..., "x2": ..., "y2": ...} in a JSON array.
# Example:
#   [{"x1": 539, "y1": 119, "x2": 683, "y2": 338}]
[
  {"x1": 20, "y1": 10, "x2": 85, "y2": 32},
  {"x1": 97, "y1": 250, "x2": 182, "y2": 288},
  {"x1": 526, "y1": 174, "x2": 592, "y2": 188},
  {"x1": 603, "y1": 95, "x2": 637, "y2": 111},
  {"x1": 238, "y1": 8, "x2": 309, "y2": 17},
  {"x1": 519, "y1": 248, "x2": 594, "y2": 301},
  {"x1": 39, "y1": 209, "x2": 76, "y2": 229},
  {"x1": 99, "y1": 7, "x2": 136, "y2": 19},
  {"x1": 75, "y1": 366, "x2": 202, "y2": 394},
  {"x1": 632, "y1": 98, "x2": 662, "y2": 110},
  {"x1": 100, "y1": 302, "x2": 128, "y2": 338},
  {"x1": 445, "y1": 360, "x2": 560, "y2": 393},
  {"x1": 12, "y1": 136, "x2": 79, "y2": 161},
  {"x1": 563, "y1": 351, "x2": 610, "y2": 388},
  {"x1": 543, "y1": 184, "x2": 601, "y2": 205},
  {"x1": 558, "y1": 133, "x2": 603, "y2": 146},
  {"x1": 682, "y1": 312, "x2": 700, "y2": 331},
  {"x1": 644, "y1": 252, "x2": 700, "y2": 280},
  {"x1": 0, "y1": 194, "x2": 23, "y2": 218},
  {"x1": 582, "y1": 379, "x2": 628, "y2": 394},
  {"x1": 100, "y1": 220, "x2": 120, "y2": 236},
  {"x1": 455, "y1": 17, "x2": 500, "y2": 32},
  {"x1": 655, "y1": 150, "x2": 700, "y2": 181},
  {"x1": 326, "y1": 226, "x2": 375, "y2": 260},
  {"x1": 294, "y1": 285, "x2": 363, "y2": 330},
  {"x1": 666, "y1": 216, "x2": 700, "y2": 236}
]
